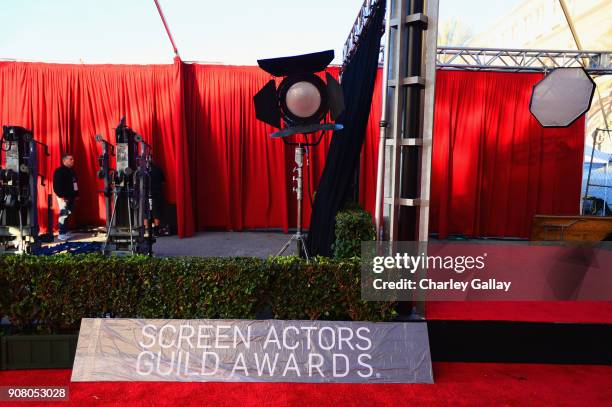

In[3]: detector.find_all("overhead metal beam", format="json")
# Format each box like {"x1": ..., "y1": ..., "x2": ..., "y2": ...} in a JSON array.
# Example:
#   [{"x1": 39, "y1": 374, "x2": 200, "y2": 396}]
[{"x1": 436, "y1": 47, "x2": 612, "y2": 74}]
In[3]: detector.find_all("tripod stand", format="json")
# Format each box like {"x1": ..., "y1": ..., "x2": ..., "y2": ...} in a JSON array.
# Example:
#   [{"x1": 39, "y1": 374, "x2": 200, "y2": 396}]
[
  {"x1": 277, "y1": 143, "x2": 309, "y2": 260},
  {"x1": 101, "y1": 183, "x2": 134, "y2": 254},
  {"x1": 101, "y1": 178, "x2": 142, "y2": 255},
  {"x1": 275, "y1": 130, "x2": 329, "y2": 260}
]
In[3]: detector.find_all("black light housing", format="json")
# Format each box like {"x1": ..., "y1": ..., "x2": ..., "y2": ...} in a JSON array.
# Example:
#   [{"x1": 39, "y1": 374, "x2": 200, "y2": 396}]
[{"x1": 254, "y1": 50, "x2": 344, "y2": 138}]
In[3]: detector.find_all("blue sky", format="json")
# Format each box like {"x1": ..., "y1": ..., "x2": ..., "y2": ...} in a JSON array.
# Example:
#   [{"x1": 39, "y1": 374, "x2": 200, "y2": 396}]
[{"x1": 0, "y1": 0, "x2": 521, "y2": 65}]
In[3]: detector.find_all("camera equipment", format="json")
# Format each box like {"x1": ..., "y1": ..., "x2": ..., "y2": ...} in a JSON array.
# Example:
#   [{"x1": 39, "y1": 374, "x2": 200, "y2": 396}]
[
  {"x1": 95, "y1": 133, "x2": 114, "y2": 225},
  {"x1": 253, "y1": 50, "x2": 345, "y2": 259},
  {"x1": 0, "y1": 126, "x2": 49, "y2": 254},
  {"x1": 97, "y1": 118, "x2": 154, "y2": 255}
]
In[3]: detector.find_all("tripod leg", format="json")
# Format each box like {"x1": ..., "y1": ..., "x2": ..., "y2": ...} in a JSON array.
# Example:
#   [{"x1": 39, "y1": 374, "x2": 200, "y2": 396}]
[
  {"x1": 18, "y1": 208, "x2": 24, "y2": 253},
  {"x1": 299, "y1": 237, "x2": 309, "y2": 262},
  {"x1": 276, "y1": 235, "x2": 295, "y2": 257},
  {"x1": 102, "y1": 190, "x2": 120, "y2": 254},
  {"x1": 127, "y1": 191, "x2": 134, "y2": 253}
]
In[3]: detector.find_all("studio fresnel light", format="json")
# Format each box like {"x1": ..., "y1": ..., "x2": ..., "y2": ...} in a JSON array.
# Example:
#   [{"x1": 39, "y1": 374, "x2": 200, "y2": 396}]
[
  {"x1": 253, "y1": 50, "x2": 344, "y2": 138},
  {"x1": 253, "y1": 50, "x2": 345, "y2": 260}
]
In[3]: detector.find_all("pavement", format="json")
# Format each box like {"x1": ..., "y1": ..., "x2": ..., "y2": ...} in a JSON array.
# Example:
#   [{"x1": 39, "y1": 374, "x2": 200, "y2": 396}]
[
  {"x1": 154, "y1": 231, "x2": 298, "y2": 257},
  {"x1": 43, "y1": 230, "x2": 298, "y2": 258}
]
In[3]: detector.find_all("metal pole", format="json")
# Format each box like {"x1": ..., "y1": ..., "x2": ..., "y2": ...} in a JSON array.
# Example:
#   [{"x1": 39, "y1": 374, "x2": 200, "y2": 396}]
[
  {"x1": 605, "y1": 161, "x2": 609, "y2": 212},
  {"x1": 127, "y1": 184, "x2": 134, "y2": 253},
  {"x1": 295, "y1": 145, "x2": 304, "y2": 257},
  {"x1": 558, "y1": 0, "x2": 582, "y2": 50},
  {"x1": 275, "y1": 143, "x2": 309, "y2": 260},
  {"x1": 47, "y1": 194, "x2": 53, "y2": 238},
  {"x1": 418, "y1": 0, "x2": 439, "y2": 243},
  {"x1": 147, "y1": 163, "x2": 154, "y2": 257},
  {"x1": 374, "y1": 1, "x2": 392, "y2": 240},
  {"x1": 558, "y1": 0, "x2": 611, "y2": 144},
  {"x1": 387, "y1": 0, "x2": 408, "y2": 242},
  {"x1": 153, "y1": 0, "x2": 180, "y2": 58},
  {"x1": 584, "y1": 130, "x2": 598, "y2": 204}
]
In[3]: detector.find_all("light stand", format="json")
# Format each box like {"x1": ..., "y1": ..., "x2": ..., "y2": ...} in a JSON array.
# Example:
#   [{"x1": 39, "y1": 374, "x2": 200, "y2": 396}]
[
  {"x1": 146, "y1": 157, "x2": 154, "y2": 257},
  {"x1": 277, "y1": 143, "x2": 309, "y2": 260},
  {"x1": 253, "y1": 50, "x2": 345, "y2": 260},
  {"x1": 276, "y1": 131, "x2": 329, "y2": 260}
]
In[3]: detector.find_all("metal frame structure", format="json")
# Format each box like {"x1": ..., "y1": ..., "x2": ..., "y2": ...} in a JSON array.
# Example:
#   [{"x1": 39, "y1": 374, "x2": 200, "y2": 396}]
[
  {"x1": 342, "y1": 0, "x2": 610, "y2": 244},
  {"x1": 583, "y1": 128, "x2": 612, "y2": 215},
  {"x1": 342, "y1": 3, "x2": 612, "y2": 245},
  {"x1": 342, "y1": 0, "x2": 384, "y2": 73},
  {"x1": 436, "y1": 47, "x2": 612, "y2": 74},
  {"x1": 370, "y1": 0, "x2": 439, "y2": 243},
  {"x1": 343, "y1": 0, "x2": 439, "y2": 319}
]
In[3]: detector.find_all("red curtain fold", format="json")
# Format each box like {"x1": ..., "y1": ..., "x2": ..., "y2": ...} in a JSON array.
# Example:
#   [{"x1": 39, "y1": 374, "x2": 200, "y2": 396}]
[
  {"x1": 0, "y1": 63, "x2": 584, "y2": 239},
  {"x1": 359, "y1": 68, "x2": 383, "y2": 215},
  {"x1": 172, "y1": 58, "x2": 195, "y2": 237},
  {"x1": 430, "y1": 70, "x2": 585, "y2": 238}
]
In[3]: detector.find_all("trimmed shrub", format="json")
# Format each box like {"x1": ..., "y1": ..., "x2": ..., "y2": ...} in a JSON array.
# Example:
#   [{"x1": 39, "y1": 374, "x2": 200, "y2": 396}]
[
  {"x1": 332, "y1": 205, "x2": 376, "y2": 259},
  {"x1": 0, "y1": 255, "x2": 396, "y2": 333}
]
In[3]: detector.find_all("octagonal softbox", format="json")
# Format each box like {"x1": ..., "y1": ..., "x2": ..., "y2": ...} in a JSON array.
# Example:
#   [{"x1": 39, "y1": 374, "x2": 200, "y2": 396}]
[{"x1": 529, "y1": 67, "x2": 596, "y2": 127}]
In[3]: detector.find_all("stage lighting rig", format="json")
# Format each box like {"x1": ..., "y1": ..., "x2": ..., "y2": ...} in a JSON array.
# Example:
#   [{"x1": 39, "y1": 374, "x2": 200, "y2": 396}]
[
  {"x1": 97, "y1": 118, "x2": 154, "y2": 256},
  {"x1": 254, "y1": 50, "x2": 345, "y2": 259},
  {"x1": 0, "y1": 126, "x2": 49, "y2": 254},
  {"x1": 254, "y1": 50, "x2": 345, "y2": 138}
]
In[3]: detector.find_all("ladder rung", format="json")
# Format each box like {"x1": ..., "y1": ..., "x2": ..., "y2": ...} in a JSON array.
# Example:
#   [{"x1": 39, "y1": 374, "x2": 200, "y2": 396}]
[{"x1": 386, "y1": 138, "x2": 424, "y2": 146}]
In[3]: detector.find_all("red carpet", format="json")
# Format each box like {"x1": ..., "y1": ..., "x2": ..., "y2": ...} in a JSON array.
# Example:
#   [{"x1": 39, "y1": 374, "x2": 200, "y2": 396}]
[
  {"x1": 426, "y1": 302, "x2": 612, "y2": 324},
  {"x1": 1, "y1": 363, "x2": 611, "y2": 406}
]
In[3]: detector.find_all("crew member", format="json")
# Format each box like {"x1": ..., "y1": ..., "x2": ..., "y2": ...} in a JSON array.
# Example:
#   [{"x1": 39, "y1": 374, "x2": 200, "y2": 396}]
[{"x1": 53, "y1": 154, "x2": 78, "y2": 241}]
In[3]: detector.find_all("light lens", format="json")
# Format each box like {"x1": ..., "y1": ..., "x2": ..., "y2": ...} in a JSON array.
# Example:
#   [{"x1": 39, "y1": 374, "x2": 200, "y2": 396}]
[{"x1": 285, "y1": 81, "x2": 322, "y2": 118}]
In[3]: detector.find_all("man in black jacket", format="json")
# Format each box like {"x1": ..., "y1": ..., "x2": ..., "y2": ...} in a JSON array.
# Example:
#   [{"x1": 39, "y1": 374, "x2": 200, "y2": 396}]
[{"x1": 53, "y1": 154, "x2": 78, "y2": 241}]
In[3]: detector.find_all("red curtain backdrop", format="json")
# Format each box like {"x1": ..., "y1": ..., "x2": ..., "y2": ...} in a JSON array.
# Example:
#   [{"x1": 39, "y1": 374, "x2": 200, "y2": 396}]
[
  {"x1": 430, "y1": 70, "x2": 585, "y2": 238},
  {"x1": 0, "y1": 59, "x2": 194, "y2": 236},
  {"x1": 0, "y1": 62, "x2": 583, "y2": 239}
]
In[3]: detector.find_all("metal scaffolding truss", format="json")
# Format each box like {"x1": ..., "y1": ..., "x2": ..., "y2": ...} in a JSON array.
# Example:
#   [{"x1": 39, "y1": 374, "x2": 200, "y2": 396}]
[
  {"x1": 436, "y1": 47, "x2": 612, "y2": 74},
  {"x1": 342, "y1": 0, "x2": 384, "y2": 72},
  {"x1": 343, "y1": 1, "x2": 610, "y2": 75}
]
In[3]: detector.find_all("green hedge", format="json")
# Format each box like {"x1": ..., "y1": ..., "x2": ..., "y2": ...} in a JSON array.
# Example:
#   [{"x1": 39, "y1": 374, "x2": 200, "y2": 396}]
[
  {"x1": 332, "y1": 206, "x2": 375, "y2": 259},
  {"x1": 0, "y1": 255, "x2": 396, "y2": 333}
]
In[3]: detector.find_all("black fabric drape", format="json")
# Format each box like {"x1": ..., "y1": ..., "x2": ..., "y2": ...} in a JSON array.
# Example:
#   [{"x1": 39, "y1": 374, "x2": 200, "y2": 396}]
[{"x1": 306, "y1": 0, "x2": 386, "y2": 257}]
